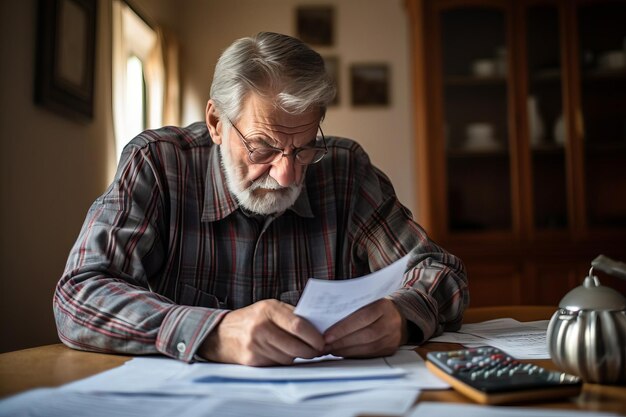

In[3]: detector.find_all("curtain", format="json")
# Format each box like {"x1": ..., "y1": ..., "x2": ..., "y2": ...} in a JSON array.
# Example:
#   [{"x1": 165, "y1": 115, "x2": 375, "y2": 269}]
[
  {"x1": 112, "y1": 0, "x2": 180, "y2": 162},
  {"x1": 161, "y1": 28, "x2": 180, "y2": 126}
]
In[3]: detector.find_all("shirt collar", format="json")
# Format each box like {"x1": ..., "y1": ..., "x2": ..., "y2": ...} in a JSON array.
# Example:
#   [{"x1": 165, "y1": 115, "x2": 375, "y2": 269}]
[
  {"x1": 202, "y1": 146, "x2": 314, "y2": 222},
  {"x1": 201, "y1": 146, "x2": 238, "y2": 222},
  {"x1": 289, "y1": 183, "x2": 314, "y2": 218}
]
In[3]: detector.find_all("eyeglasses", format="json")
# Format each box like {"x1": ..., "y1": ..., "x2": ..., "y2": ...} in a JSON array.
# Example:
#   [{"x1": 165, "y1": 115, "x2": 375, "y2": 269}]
[{"x1": 226, "y1": 117, "x2": 328, "y2": 165}]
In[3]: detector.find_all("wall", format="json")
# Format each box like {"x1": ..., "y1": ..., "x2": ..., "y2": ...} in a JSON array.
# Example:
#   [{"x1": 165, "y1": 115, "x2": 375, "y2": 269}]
[
  {"x1": 0, "y1": 0, "x2": 175, "y2": 354},
  {"x1": 0, "y1": 0, "x2": 111, "y2": 353},
  {"x1": 176, "y1": 0, "x2": 416, "y2": 215},
  {"x1": 0, "y1": 0, "x2": 415, "y2": 353}
]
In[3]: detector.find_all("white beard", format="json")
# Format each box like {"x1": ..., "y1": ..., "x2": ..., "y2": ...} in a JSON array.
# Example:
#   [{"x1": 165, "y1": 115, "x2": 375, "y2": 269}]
[{"x1": 219, "y1": 131, "x2": 303, "y2": 215}]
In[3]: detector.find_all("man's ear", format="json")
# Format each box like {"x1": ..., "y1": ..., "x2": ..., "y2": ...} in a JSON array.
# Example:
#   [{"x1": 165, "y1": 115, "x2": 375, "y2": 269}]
[{"x1": 205, "y1": 100, "x2": 223, "y2": 145}]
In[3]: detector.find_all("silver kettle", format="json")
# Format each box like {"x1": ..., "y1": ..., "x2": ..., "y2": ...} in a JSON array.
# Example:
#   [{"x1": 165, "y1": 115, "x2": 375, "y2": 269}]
[{"x1": 547, "y1": 255, "x2": 626, "y2": 385}]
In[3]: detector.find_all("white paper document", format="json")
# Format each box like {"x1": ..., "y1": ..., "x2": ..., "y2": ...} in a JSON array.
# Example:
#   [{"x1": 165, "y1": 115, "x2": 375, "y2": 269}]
[
  {"x1": 0, "y1": 388, "x2": 420, "y2": 417},
  {"x1": 187, "y1": 355, "x2": 406, "y2": 382},
  {"x1": 0, "y1": 389, "x2": 221, "y2": 417},
  {"x1": 160, "y1": 350, "x2": 439, "y2": 404},
  {"x1": 1, "y1": 350, "x2": 433, "y2": 417},
  {"x1": 60, "y1": 349, "x2": 446, "y2": 402},
  {"x1": 408, "y1": 402, "x2": 622, "y2": 417},
  {"x1": 294, "y1": 253, "x2": 411, "y2": 332},
  {"x1": 429, "y1": 318, "x2": 550, "y2": 359}
]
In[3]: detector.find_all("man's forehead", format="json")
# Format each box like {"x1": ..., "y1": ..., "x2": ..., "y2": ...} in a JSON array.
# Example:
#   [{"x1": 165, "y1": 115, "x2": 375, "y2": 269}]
[{"x1": 239, "y1": 94, "x2": 320, "y2": 135}]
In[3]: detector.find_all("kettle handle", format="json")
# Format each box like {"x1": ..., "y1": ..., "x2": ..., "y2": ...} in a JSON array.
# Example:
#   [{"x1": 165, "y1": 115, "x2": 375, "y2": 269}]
[{"x1": 591, "y1": 255, "x2": 626, "y2": 280}]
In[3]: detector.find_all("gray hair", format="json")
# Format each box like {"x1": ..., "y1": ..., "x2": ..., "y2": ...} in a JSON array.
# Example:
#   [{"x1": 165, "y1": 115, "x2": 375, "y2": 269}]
[{"x1": 210, "y1": 32, "x2": 336, "y2": 122}]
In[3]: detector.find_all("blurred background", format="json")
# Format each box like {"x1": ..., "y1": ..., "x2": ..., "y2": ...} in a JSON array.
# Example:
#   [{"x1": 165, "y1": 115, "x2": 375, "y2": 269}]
[{"x1": 1, "y1": 0, "x2": 625, "y2": 354}]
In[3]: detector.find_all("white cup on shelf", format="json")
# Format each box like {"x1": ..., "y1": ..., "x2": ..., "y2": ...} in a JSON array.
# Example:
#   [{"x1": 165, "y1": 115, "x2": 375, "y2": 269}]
[
  {"x1": 554, "y1": 114, "x2": 566, "y2": 146},
  {"x1": 465, "y1": 123, "x2": 498, "y2": 150},
  {"x1": 472, "y1": 59, "x2": 497, "y2": 77},
  {"x1": 597, "y1": 50, "x2": 626, "y2": 69}
]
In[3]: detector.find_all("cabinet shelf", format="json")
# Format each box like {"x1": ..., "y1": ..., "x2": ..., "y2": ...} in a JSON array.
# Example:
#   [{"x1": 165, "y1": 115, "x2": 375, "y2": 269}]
[
  {"x1": 447, "y1": 148, "x2": 508, "y2": 158},
  {"x1": 530, "y1": 144, "x2": 565, "y2": 155},
  {"x1": 583, "y1": 68, "x2": 626, "y2": 81},
  {"x1": 531, "y1": 68, "x2": 562, "y2": 83},
  {"x1": 585, "y1": 142, "x2": 626, "y2": 154},
  {"x1": 444, "y1": 75, "x2": 507, "y2": 86}
]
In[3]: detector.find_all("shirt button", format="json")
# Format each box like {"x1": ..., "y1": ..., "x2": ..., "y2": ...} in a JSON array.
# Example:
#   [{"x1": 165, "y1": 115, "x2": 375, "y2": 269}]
[{"x1": 177, "y1": 342, "x2": 186, "y2": 353}]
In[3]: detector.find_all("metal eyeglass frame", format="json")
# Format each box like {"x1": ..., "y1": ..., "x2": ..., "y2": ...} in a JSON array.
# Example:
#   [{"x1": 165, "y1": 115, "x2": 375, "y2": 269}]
[{"x1": 225, "y1": 117, "x2": 328, "y2": 165}]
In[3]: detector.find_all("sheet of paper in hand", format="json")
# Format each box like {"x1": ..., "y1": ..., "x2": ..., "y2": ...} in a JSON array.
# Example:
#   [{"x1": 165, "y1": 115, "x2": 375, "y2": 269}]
[{"x1": 294, "y1": 253, "x2": 411, "y2": 333}]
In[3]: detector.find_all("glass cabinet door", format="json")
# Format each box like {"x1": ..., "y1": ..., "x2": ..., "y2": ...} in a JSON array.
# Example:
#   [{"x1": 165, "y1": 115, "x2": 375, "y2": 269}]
[
  {"x1": 439, "y1": 6, "x2": 511, "y2": 232},
  {"x1": 577, "y1": 1, "x2": 626, "y2": 229},
  {"x1": 525, "y1": 4, "x2": 568, "y2": 231}
]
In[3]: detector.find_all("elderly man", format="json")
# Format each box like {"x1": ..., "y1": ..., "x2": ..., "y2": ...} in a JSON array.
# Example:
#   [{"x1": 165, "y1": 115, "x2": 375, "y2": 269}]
[{"x1": 54, "y1": 32, "x2": 468, "y2": 366}]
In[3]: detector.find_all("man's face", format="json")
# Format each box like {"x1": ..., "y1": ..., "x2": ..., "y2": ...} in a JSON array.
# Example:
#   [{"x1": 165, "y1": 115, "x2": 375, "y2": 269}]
[{"x1": 215, "y1": 94, "x2": 321, "y2": 215}]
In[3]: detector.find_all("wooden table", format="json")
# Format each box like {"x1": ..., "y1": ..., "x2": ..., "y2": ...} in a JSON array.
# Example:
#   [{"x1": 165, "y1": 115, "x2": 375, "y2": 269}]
[{"x1": 1, "y1": 306, "x2": 625, "y2": 414}]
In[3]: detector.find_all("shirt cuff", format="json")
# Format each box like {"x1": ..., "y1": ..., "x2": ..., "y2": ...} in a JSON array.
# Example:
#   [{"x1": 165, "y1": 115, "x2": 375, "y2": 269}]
[
  {"x1": 156, "y1": 305, "x2": 229, "y2": 362},
  {"x1": 387, "y1": 288, "x2": 438, "y2": 344}
]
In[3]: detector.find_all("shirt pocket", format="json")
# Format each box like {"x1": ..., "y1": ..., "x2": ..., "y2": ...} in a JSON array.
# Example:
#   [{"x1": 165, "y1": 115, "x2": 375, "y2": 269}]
[
  {"x1": 179, "y1": 284, "x2": 227, "y2": 309},
  {"x1": 279, "y1": 290, "x2": 302, "y2": 306}
]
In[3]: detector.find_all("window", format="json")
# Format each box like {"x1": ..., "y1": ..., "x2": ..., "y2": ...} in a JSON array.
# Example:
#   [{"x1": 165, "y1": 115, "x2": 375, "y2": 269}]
[
  {"x1": 112, "y1": 1, "x2": 166, "y2": 163},
  {"x1": 125, "y1": 55, "x2": 146, "y2": 140}
]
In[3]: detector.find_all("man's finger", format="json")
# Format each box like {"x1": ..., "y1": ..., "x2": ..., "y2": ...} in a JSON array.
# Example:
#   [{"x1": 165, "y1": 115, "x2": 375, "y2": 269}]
[
  {"x1": 326, "y1": 321, "x2": 383, "y2": 351},
  {"x1": 245, "y1": 342, "x2": 295, "y2": 367},
  {"x1": 265, "y1": 301, "x2": 325, "y2": 352},
  {"x1": 324, "y1": 300, "x2": 385, "y2": 344},
  {"x1": 266, "y1": 327, "x2": 323, "y2": 361},
  {"x1": 236, "y1": 315, "x2": 312, "y2": 366}
]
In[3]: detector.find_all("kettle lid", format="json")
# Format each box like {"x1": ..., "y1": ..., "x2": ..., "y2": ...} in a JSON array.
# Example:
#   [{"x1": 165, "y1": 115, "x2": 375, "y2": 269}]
[{"x1": 559, "y1": 275, "x2": 626, "y2": 311}]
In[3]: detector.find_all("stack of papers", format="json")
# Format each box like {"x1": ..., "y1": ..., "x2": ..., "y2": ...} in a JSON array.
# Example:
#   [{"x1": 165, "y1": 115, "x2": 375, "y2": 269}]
[
  {"x1": 0, "y1": 388, "x2": 410, "y2": 417},
  {"x1": 428, "y1": 318, "x2": 551, "y2": 359},
  {"x1": 63, "y1": 349, "x2": 448, "y2": 400},
  {"x1": 0, "y1": 350, "x2": 447, "y2": 417}
]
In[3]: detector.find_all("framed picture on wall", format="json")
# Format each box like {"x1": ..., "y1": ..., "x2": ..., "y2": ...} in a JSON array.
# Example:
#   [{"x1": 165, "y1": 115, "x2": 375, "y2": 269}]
[
  {"x1": 323, "y1": 56, "x2": 339, "y2": 106},
  {"x1": 350, "y1": 63, "x2": 390, "y2": 106},
  {"x1": 34, "y1": 0, "x2": 97, "y2": 121},
  {"x1": 296, "y1": 5, "x2": 334, "y2": 46}
]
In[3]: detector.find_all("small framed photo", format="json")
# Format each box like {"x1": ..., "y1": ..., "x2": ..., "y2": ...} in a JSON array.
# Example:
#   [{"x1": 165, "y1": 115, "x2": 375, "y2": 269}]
[
  {"x1": 323, "y1": 56, "x2": 339, "y2": 106},
  {"x1": 35, "y1": 0, "x2": 97, "y2": 121},
  {"x1": 350, "y1": 64, "x2": 390, "y2": 106},
  {"x1": 296, "y1": 6, "x2": 334, "y2": 46}
]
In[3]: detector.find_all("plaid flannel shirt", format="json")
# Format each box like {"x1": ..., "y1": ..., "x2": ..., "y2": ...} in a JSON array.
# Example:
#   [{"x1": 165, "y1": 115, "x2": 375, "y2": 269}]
[{"x1": 53, "y1": 122, "x2": 468, "y2": 362}]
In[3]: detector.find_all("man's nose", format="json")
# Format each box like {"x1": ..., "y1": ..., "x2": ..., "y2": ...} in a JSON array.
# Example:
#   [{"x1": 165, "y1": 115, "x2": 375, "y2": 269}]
[{"x1": 270, "y1": 155, "x2": 296, "y2": 187}]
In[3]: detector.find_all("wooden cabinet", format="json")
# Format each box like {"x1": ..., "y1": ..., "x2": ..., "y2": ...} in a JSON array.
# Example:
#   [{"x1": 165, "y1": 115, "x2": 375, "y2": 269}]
[{"x1": 407, "y1": 0, "x2": 626, "y2": 306}]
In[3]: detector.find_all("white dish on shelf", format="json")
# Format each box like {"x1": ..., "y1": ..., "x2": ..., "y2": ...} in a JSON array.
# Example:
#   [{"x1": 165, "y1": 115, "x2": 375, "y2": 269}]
[
  {"x1": 466, "y1": 123, "x2": 494, "y2": 140},
  {"x1": 472, "y1": 59, "x2": 497, "y2": 77},
  {"x1": 464, "y1": 135, "x2": 501, "y2": 151},
  {"x1": 598, "y1": 50, "x2": 626, "y2": 70},
  {"x1": 464, "y1": 123, "x2": 500, "y2": 150}
]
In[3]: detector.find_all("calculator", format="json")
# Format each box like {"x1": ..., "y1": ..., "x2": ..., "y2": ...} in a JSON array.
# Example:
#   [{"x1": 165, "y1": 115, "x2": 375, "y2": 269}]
[{"x1": 426, "y1": 347, "x2": 582, "y2": 404}]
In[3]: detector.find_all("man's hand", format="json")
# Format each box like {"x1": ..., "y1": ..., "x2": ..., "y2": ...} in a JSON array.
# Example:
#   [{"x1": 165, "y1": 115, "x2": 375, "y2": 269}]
[
  {"x1": 323, "y1": 298, "x2": 407, "y2": 358},
  {"x1": 198, "y1": 299, "x2": 324, "y2": 366}
]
